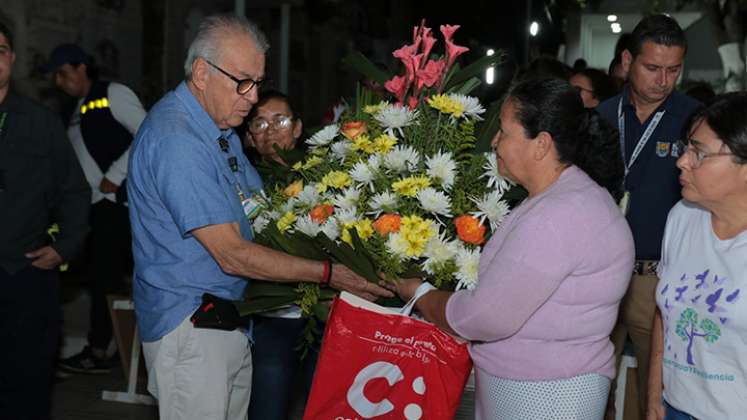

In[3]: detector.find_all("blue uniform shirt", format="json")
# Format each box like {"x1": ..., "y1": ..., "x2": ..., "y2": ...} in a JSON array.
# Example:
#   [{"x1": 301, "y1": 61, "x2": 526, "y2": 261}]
[
  {"x1": 597, "y1": 87, "x2": 700, "y2": 260},
  {"x1": 127, "y1": 81, "x2": 263, "y2": 342}
]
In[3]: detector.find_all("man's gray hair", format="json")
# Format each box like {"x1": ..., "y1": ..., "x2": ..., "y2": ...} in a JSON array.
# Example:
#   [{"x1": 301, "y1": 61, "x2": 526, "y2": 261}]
[{"x1": 184, "y1": 14, "x2": 269, "y2": 79}]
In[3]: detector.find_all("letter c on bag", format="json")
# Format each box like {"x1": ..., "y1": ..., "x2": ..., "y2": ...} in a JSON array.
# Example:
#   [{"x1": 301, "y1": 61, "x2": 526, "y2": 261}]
[{"x1": 346, "y1": 361, "x2": 403, "y2": 418}]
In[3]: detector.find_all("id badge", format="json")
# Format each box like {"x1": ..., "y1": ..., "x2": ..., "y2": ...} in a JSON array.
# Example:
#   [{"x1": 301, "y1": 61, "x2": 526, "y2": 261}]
[
  {"x1": 618, "y1": 191, "x2": 630, "y2": 215},
  {"x1": 241, "y1": 193, "x2": 262, "y2": 220}
]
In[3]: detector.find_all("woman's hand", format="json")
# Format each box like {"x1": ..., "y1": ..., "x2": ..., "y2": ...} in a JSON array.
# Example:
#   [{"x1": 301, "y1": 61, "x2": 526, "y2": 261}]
[
  {"x1": 392, "y1": 277, "x2": 424, "y2": 301},
  {"x1": 645, "y1": 402, "x2": 665, "y2": 420}
]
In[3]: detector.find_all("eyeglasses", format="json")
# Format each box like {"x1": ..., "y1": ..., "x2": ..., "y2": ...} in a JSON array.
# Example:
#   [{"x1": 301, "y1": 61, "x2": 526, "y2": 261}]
[
  {"x1": 204, "y1": 59, "x2": 266, "y2": 95},
  {"x1": 676, "y1": 139, "x2": 734, "y2": 169},
  {"x1": 248, "y1": 115, "x2": 294, "y2": 134}
]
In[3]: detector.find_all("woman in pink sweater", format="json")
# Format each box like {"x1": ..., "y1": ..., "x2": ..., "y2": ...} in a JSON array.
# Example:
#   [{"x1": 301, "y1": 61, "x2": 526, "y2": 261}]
[{"x1": 395, "y1": 78, "x2": 635, "y2": 419}]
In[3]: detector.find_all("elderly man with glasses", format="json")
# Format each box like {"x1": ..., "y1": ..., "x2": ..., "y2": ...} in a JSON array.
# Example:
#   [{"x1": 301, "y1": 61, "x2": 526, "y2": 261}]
[{"x1": 127, "y1": 14, "x2": 391, "y2": 420}]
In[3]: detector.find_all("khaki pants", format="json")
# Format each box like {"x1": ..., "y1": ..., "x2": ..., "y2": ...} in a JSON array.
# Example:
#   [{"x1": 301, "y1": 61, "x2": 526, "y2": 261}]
[
  {"x1": 143, "y1": 316, "x2": 253, "y2": 420},
  {"x1": 607, "y1": 273, "x2": 659, "y2": 420}
]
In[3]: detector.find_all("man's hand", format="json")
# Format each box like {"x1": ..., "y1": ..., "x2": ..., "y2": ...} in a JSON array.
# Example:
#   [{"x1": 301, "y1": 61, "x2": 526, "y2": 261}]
[
  {"x1": 329, "y1": 264, "x2": 393, "y2": 302},
  {"x1": 26, "y1": 246, "x2": 63, "y2": 270},
  {"x1": 392, "y1": 277, "x2": 424, "y2": 301},
  {"x1": 99, "y1": 177, "x2": 119, "y2": 194}
]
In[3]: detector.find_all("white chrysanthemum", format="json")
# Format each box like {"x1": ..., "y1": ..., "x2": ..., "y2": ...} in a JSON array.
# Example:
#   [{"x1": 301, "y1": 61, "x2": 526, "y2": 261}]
[
  {"x1": 471, "y1": 190, "x2": 511, "y2": 231},
  {"x1": 384, "y1": 145, "x2": 420, "y2": 174},
  {"x1": 296, "y1": 185, "x2": 322, "y2": 207},
  {"x1": 421, "y1": 235, "x2": 458, "y2": 275},
  {"x1": 455, "y1": 246, "x2": 481, "y2": 290},
  {"x1": 333, "y1": 207, "x2": 358, "y2": 226},
  {"x1": 385, "y1": 232, "x2": 409, "y2": 259},
  {"x1": 374, "y1": 104, "x2": 419, "y2": 137},
  {"x1": 330, "y1": 141, "x2": 352, "y2": 162},
  {"x1": 320, "y1": 219, "x2": 340, "y2": 241},
  {"x1": 253, "y1": 214, "x2": 271, "y2": 234},
  {"x1": 295, "y1": 214, "x2": 322, "y2": 237},
  {"x1": 425, "y1": 151, "x2": 457, "y2": 191},
  {"x1": 350, "y1": 161, "x2": 375, "y2": 189},
  {"x1": 482, "y1": 153, "x2": 513, "y2": 194},
  {"x1": 368, "y1": 191, "x2": 398, "y2": 216},
  {"x1": 416, "y1": 187, "x2": 452, "y2": 217},
  {"x1": 332, "y1": 187, "x2": 360, "y2": 211},
  {"x1": 449, "y1": 94, "x2": 485, "y2": 119},
  {"x1": 306, "y1": 124, "x2": 339, "y2": 147},
  {"x1": 367, "y1": 154, "x2": 382, "y2": 172},
  {"x1": 280, "y1": 199, "x2": 296, "y2": 214}
]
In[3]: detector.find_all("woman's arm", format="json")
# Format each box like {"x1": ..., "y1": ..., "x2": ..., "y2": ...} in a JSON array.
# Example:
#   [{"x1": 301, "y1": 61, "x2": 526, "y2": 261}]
[{"x1": 646, "y1": 308, "x2": 666, "y2": 420}]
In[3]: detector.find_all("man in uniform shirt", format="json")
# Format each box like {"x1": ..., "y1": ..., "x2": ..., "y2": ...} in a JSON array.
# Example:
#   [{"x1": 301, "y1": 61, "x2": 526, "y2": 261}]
[
  {"x1": 43, "y1": 44, "x2": 147, "y2": 374},
  {"x1": 596, "y1": 14, "x2": 701, "y2": 419}
]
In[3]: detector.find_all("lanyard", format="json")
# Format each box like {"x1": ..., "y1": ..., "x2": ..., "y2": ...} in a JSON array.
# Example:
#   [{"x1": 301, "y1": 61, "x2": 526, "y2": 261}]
[{"x1": 618, "y1": 98, "x2": 665, "y2": 178}]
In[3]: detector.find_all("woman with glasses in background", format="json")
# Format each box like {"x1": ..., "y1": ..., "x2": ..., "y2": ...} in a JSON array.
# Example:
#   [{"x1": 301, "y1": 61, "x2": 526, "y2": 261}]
[
  {"x1": 647, "y1": 93, "x2": 747, "y2": 420},
  {"x1": 244, "y1": 89, "x2": 304, "y2": 168},
  {"x1": 243, "y1": 90, "x2": 317, "y2": 420}
]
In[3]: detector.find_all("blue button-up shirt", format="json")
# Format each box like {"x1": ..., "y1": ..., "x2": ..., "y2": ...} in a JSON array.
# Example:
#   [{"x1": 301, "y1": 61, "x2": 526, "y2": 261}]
[
  {"x1": 597, "y1": 87, "x2": 700, "y2": 260},
  {"x1": 127, "y1": 81, "x2": 263, "y2": 342}
]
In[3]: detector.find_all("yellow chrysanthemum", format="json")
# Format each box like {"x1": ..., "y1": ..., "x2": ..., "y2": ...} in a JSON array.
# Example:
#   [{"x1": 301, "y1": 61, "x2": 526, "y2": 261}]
[
  {"x1": 392, "y1": 175, "x2": 431, "y2": 197},
  {"x1": 428, "y1": 94, "x2": 464, "y2": 117},
  {"x1": 276, "y1": 211, "x2": 297, "y2": 233},
  {"x1": 354, "y1": 218, "x2": 374, "y2": 240},
  {"x1": 351, "y1": 135, "x2": 375, "y2": 154},
  {"x1": 372, "y1": 134, "x2": 398, "y2": 154},
  {"x1": 302, "y1": 156, "x2": 323, "y2": 170},
  {"x1": 283, "y1": 180, "x2": 303, "y2": 197},
  {"x1": 363, "y1": 102, "x2": 386, "y2": 114},
  {"x1": 321, "y1": 171, "x2": 353, "y2": 190},
  {"x1": 398, "y1": 214, "x2": 435, "y2": 256}
]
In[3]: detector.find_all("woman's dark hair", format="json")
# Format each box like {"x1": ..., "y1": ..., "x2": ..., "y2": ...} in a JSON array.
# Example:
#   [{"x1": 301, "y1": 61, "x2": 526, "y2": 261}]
[
  {"x1": 0, "y1": 21, "x2": 13, "y2": 51},
  {"x1": 629, "y1": 14, "x2": 686, "y2": 58},
  {"x1": 247, "y1": 89, "x2": 296, "y2": 122},
  {"x1": 686, "y1": 93, "x2": 747, "y2": 165},
  {"x1": 508, "y1": 78, "x2": 624, "y2": 200},
  {"x1": 575, "y1": 68, "x2": 619, "y2": 102}
]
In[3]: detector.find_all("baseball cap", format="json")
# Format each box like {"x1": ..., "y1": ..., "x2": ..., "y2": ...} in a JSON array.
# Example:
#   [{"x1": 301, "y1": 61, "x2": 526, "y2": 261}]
[{"x1": 41, "y1": 44, "x2": 90, "y2": 73}]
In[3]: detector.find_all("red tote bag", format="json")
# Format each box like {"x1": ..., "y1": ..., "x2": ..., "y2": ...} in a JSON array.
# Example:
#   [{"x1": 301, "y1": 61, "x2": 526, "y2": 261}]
[{"x1": 303, "y1": 292, "x2": 472, "y2": 420}]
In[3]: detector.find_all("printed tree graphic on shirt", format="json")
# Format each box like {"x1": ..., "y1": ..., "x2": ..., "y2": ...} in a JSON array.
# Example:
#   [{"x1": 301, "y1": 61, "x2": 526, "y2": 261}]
[{"x1": 675, "y1": 308, "x2": 721, "y2": 365}]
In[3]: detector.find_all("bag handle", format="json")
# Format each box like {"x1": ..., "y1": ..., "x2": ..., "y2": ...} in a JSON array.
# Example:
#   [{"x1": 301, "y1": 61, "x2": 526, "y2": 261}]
[{"x1": 399, "y1": 282, "x2": 437, "y2": 316}]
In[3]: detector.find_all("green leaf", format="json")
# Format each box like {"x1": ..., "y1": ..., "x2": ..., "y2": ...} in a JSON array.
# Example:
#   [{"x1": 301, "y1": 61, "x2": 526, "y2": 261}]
[
  {"x1": 314, "y1": 231, "x2": 380, "y2": 283},
  {"x1": 445, "y1": 53, "x2": 503, "y2": 92},
  {"x1": 475, "y1": 99, "x2": 502, "y2": 153},
  {"x1": 342, "y1": 52, "x2": 390, "y2": 86},
  {"x1": 244, "y1": 281, "x2": 300, "y2": 298},
  {"x1": 448, "y1": 77, "x2": 481, "y2": 96}
]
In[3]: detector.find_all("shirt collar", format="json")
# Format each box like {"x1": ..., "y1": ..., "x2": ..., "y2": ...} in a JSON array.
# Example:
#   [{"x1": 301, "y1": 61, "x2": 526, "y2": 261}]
[{"x1": 174, "y1": 81, "x2": 231, "y2": 143}]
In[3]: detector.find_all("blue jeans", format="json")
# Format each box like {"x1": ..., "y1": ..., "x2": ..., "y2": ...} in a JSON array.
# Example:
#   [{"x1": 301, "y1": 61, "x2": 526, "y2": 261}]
[
  {"x1": 665, "y1": 400, "x2": 697, "y2": 420},
  {"x1": 247, "y1": 316, "x2": 321, "y2": 420}
]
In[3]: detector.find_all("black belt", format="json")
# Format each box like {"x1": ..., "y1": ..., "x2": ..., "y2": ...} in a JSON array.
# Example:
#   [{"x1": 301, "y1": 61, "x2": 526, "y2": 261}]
[{"x1": 633, "y1": 260, "x2": 659, "y2": 276}]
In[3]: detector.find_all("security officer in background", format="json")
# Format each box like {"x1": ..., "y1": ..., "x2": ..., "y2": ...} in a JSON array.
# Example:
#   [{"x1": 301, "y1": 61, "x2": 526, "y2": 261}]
[{"x1": 43, "y1": 44, "x2": 147, "y2": 374}]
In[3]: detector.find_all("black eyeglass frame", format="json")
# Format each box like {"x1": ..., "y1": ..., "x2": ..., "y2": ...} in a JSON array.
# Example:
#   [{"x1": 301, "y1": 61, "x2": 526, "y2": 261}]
[{"x1": 204, "y1": 59, "x2": 267, "y2": 95}]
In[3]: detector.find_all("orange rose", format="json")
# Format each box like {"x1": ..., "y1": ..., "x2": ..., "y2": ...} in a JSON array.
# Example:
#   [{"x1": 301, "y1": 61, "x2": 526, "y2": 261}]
[
  {"x1": 341, "y1": 121, "x2": 367, "y2": 140},
  {"x1": 454, "y1": 215, "x2": 485, "y2": 245},
  {"x1": 372, "y1": 214, "x2": 401, "y2": 236},
  {"x1": 309, "y1": 204, "x2": 335, "y2": 224}
]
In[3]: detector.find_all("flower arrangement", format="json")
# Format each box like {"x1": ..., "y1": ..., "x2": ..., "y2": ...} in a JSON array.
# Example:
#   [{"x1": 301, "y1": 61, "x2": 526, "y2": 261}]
[{"x1": 238, "y1": 21, "x2": 518, "y2": 331}]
